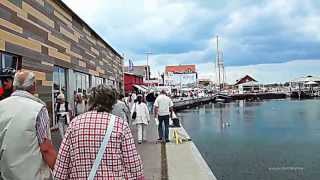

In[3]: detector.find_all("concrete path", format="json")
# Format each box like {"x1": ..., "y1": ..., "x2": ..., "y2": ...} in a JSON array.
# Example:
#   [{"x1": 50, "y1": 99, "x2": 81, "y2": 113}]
[
  {"x1": 131, "y1": 115, "x2": 163, "y2": 180},
  {"x1": 51, "y1": 113, "x2": 216, "y2": 180},
  {"x1": 167, "y1": 128, "x2": 217, "y2": 180},
  {"x1": 52, "y1": 116, "x2": 164, "y2": 180}
]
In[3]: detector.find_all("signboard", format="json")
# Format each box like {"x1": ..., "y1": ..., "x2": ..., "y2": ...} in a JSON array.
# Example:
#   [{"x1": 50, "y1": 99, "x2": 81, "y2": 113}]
[{"x1": 165, "y1": 73, "x2": 197, "y2": 86}]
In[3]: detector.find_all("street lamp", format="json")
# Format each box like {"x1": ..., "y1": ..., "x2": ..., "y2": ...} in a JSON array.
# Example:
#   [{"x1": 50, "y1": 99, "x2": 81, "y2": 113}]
[{"x1": 144, "y1": 52, "x2": 152, "y2": 81}]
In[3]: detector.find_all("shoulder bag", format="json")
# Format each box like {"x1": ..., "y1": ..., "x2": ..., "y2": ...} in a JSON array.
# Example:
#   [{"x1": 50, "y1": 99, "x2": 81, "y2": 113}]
[{"x1": 132, "y1": 103, "x2": 137, "y2": 120}]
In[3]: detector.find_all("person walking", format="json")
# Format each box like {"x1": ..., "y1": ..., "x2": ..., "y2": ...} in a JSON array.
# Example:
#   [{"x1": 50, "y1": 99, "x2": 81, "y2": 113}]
[
  {"x1": 146, "y1": 91, "x2": 156, "y2": 113},
  {"x1": 75, "y1": 90, "x2": 85, "y2": 115},
  {"x1": 154, "y1": 90, "x2": 174, "y2": 142},
  {"x1": 54, "y1": 85, "x2": 144, "y2": 180},
  {"x1": 55, "y1": 92, "x2": 71, "y2": 138},
  {"x1": 131, "y1": 95, "x2": 150, "y2": 144},
  {"x1": 112, "y1": 93, "x2": 131, "y2": 123},
  {"x1": 0, "y1": 71, "x2": 57, "y2": 179}
]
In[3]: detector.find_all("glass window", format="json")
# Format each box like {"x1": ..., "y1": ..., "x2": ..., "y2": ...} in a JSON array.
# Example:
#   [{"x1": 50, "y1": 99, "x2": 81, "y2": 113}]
[
  {"x1": 75, "y1": 71, "x2": 90, "y2": 93},
  {"x1": 1, "y1": 53, "x2": 19, "y2": 70},
  {"x1": 76, "y1": 73, "x2": 81, "y2": 92},
  {"x1": 96, "y1": 77, "x2": 103, "y2": 86},
  {"x1": 3, "y1": 54, "x2": 17, "y2": 69},
  {"x1": 85, "y1": 75, "x2": 89, "y2": 90},
  {"x1": 91, "y1": 76, "x2": 104, "y2": 88},
  {"x1": 91, "y1": 76, "x2": 96, "y2": 88},
  {"x1": 53, "y1": 66, "x2": 60, "y2": 92},
  {"x1": 0, "y1": 52, "x2": 21, "y2": 101},
  {"x1": 53, "y1": 66, "x2": 66, "y2": 97}
]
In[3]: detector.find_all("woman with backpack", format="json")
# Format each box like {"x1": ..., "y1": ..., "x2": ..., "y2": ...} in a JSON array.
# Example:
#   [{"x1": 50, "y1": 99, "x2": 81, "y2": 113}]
[{"x1": 131, "y1": 95, "x2": 150, "y2": 144}]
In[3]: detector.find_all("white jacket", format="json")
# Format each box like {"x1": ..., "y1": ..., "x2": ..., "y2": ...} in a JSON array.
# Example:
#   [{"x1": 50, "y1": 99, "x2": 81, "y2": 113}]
[{"x1": 131, "y1": 102, "x2": 150, "y2": 125}]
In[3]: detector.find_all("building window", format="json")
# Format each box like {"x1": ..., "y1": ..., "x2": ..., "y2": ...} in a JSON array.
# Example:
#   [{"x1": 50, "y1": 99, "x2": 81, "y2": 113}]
[
  {"x1": 92, "y1": 76, "x2": 104, "y2": 87},
  {"x1": 53, "y1": 66, "x2": 67, "y2": 96},
  {"x1": 0, "y1": 52, "x2": 20, "y2": 70},
  {"x1": 0, "y1": 52, "x2": 21, "y2": 100},
  {"x1": 75, "y1": 71, "x2": 89, "y2": 93},
  {"x1": 52, "y1": 66, "x2": 67, "y2": 128}
]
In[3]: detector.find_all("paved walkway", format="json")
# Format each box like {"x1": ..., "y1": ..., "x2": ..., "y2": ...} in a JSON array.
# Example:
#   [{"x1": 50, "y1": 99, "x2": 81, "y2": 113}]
[
  {"x1": 52, "y1": 113, "x2": 216, "y2": 180},
  {"x1": 51, "y1": 115, "x2": 164, "y2": 179},
  {"x1": 131, "y1": 115, "x2": 163, "y2": 180}
]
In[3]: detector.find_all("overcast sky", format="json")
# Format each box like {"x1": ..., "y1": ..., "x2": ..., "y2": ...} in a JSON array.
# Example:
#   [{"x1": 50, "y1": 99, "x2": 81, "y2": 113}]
[{"x1": 63, "y1": 0, "x2": 320, "y2": 83}]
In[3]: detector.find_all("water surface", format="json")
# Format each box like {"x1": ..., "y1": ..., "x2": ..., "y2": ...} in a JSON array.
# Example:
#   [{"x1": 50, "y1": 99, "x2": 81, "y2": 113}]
[{"x1": 179, "y1": 99, "x2": 320, "y2": 180}]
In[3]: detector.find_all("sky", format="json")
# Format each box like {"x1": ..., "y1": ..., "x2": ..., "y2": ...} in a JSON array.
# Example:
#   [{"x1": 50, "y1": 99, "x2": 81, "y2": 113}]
[{"x1": 63, "y1": 0, "x2": 320, "y2": 84}]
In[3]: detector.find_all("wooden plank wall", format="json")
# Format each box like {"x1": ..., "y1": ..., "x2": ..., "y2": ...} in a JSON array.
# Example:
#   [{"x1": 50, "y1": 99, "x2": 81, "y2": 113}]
[{"x1": 0, "y1": 0, "x2": 123, "y2": 117}]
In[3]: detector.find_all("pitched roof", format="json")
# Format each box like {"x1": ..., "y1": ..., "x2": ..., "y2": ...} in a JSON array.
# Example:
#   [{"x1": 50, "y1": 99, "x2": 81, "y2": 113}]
[
  {"x1": 123, "y1": 65, "x2": 149, "y2": 77},
  {"x1": 234, "y1": 75, "x2": 257, "y2": 85},
  {"x1": 165, "y1": 65, "x2": 196, "y2": 73}
]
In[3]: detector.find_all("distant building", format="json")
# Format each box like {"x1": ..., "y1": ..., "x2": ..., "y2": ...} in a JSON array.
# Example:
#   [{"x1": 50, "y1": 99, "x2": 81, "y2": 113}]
[
  {"x1": 144, "y1": 78, "x2": 160, "y2": 86},
  {"x1": 124, "y1": 72, "x2": 144, "y2": 94},
  {"x1": 124, "y1": 65, "x2": 151, "y2": 81},
  {"x1": 290, "y1": 75, "x2": 320, "y2": 92},
  {"x1": 164, "y1": 65, "x2": 198, "y2": 87},
  {"x1": 291, "y1": 75, "x2": 320, "y2": 84},
  {"x1": 198, "y1": 79, "x2": 212, "y2": 87},
  {"x1": 234, "y1": 75, "x2": 257, "y2": 86},
  {"x1": 234, "y1": 75, "x2": 260, "y2": 94}
]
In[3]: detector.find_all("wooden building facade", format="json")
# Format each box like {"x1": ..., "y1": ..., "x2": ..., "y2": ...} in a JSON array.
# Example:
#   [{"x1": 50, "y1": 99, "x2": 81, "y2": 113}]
[{"x1": 0, "y1": 0, "x2": 123, "y2": 128}]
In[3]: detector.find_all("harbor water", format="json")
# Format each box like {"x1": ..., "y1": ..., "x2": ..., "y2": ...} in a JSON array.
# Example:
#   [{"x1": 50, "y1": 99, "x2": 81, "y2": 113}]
[{"x1": 179, "y1": 99, "x2": 320, "y2": 180}]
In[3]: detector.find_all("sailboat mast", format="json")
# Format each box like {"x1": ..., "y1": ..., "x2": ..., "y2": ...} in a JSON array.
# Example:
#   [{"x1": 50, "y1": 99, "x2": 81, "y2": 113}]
[
  {"x1": 216, "y1": 36, "x2": 221, "y2": 91},
  {"x1": 221, "y1": 51, "x2": 225, "y2": 89}
]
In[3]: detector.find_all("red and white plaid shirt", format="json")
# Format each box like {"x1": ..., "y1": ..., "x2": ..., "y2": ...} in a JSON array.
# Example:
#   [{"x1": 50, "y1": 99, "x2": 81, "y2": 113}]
[{"x1": 53, "y1": 111, "x2": 144, "y2": 180}]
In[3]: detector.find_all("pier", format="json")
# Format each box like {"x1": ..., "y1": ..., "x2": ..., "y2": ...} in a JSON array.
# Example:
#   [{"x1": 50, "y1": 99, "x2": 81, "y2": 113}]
[
  {"x1": 173, "y1": 96, "x2": 215, "y2": 110},
  {"x1": 231, "y1": 92, "x2": 287, "y2": 100}
]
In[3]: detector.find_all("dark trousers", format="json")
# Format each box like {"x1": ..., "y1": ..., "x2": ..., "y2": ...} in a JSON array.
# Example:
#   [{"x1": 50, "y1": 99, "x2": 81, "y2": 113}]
[{"x1": 158, "y1": 115, "x2": 170, "y2": 140}]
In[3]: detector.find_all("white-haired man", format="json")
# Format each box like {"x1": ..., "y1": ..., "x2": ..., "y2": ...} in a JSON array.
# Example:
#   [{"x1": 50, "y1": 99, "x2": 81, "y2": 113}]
[
  {"x1": 0, "y1": 71, "x2": 57, "y2": 179},
  {"x1": 154, "y1": 90, "x2": 174, "y2": 142}
]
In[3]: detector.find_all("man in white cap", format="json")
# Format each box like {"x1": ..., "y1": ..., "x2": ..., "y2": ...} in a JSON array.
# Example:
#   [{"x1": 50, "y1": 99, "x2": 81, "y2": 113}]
[
  {"x1": 0, "y1": 71, "x2": 57, "y2": 179},
  {"x1": 56, "y1": 92, "x2": 71, "y2": 138}
]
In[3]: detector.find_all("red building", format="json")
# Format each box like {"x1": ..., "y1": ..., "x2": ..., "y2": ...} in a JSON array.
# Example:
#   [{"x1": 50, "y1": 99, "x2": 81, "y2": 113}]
[{"x1": 124, "y1": 72, "x2": 144, "y2": 94}]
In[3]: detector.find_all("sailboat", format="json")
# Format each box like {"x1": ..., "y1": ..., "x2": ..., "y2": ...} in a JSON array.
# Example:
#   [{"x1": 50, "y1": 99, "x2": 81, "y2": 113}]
[{"x1": 215, "y1": 36, "x2": 231, "y2": 103}]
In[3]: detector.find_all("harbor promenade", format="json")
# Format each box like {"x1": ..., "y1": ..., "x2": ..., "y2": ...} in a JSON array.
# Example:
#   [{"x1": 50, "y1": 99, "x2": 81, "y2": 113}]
[
  {"x1": 132, "y1": 113, "x2": 217, "y2": 180},
  {"x1": 52, "y1": 114, "x2": 216, "y2": 180},
  {"x1": 52, "y1": 97, "x2": 217, "y2": 179}
]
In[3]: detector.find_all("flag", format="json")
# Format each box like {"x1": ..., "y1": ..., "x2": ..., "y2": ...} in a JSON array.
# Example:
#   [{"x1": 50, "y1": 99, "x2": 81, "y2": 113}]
[{"x1": 129, "y1": 59, "x2": 134, "y2": 71}]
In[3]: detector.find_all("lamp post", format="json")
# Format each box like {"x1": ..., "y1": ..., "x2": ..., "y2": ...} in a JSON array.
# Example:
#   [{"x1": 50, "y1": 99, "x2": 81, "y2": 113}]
[{"x1": 144, "y1": 52, "x2": 152, "y2": 81}]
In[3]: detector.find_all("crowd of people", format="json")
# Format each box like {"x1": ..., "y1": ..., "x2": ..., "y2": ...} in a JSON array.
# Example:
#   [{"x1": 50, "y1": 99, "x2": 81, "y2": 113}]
[{"x1": 0, "y1": 70, "x2": 175, "y2": 179}]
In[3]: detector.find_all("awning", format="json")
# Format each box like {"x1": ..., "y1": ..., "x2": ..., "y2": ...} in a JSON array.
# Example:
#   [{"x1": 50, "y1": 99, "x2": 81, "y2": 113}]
[
  {"x1": 140, "y1": 85, "x2": 149, "y2": 91},
  {"x1": 133, "y1": 85, "x2": 148, "y2": 92}
]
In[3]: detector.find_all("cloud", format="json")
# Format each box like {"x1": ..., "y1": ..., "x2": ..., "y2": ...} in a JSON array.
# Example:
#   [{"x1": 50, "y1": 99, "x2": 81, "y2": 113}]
[{"x1": 63, "y1": 0, "x2": 320, "y2": 82}]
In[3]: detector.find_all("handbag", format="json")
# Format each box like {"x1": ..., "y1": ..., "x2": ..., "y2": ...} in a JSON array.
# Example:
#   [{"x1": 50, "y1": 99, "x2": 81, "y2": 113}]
[
  {"x1": 88, "y1": 115, "x2": 116, "y2": 180},
  {"x1": 132, "y1": 103, "x2": 137, "y2": 120}
]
